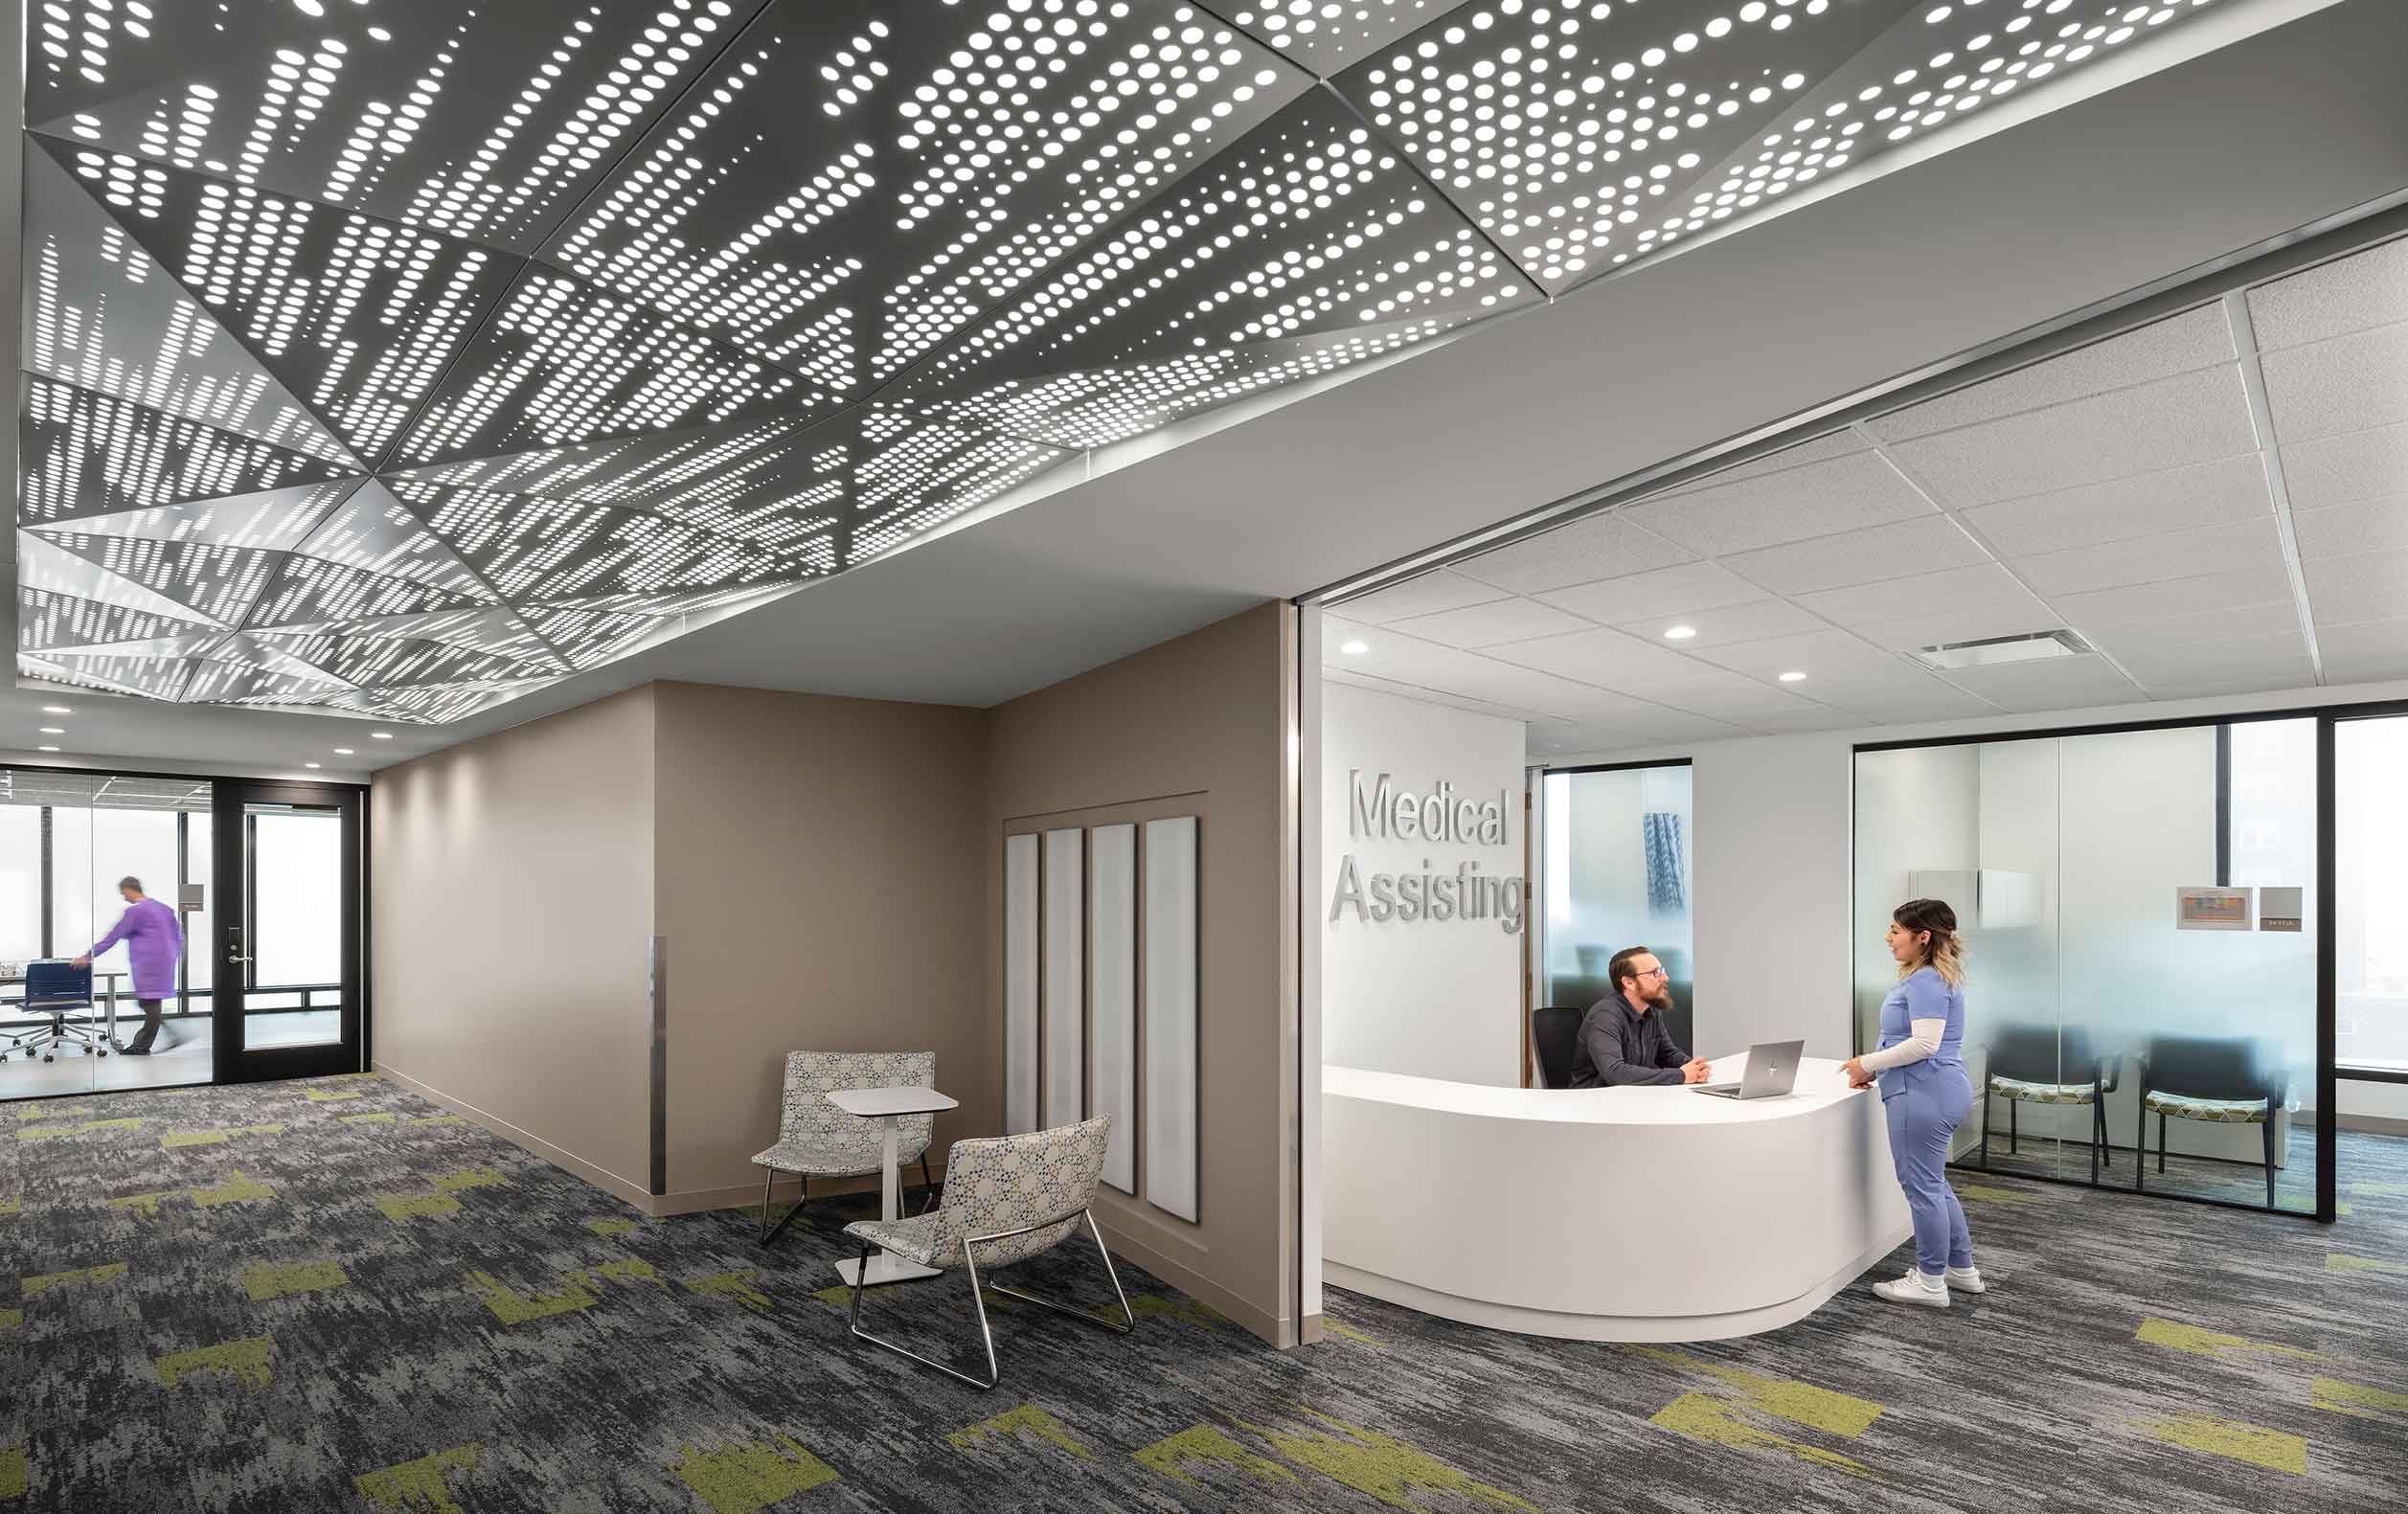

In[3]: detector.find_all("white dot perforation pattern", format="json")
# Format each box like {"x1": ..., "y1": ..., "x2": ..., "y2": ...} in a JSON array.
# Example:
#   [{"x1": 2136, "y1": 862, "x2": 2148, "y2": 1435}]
[
  {"x1": 28, "y1": 0, "x2": 777, "y2": 256},
  {"x1": 13, "y1": 0, "x2": 2238, "y2": 723},
  {"x1": 1225, "y1": 0, "x2": 1481, "y2": 75},
  {"x1": 897, "y1": 89, "x2": 1534, "y2": 446},
  {"x1": 1659, "y1": 0, "x2": 2226, "y2": 255},
  {"x1": 1333, "y1": 0, "x2": 1905, "y2": 288}
]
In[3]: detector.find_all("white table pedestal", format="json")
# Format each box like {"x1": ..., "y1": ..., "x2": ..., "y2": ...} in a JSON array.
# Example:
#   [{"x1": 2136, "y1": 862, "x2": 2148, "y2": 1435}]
[{"x1": 825, "y1": 1085, "x2": 958, "y2": 1288}]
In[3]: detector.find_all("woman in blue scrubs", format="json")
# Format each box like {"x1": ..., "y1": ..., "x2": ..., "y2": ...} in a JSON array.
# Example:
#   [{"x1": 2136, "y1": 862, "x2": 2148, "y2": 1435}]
[{"x1": 1840, "y1": 898, "x2": 1986, "y2": 1307}]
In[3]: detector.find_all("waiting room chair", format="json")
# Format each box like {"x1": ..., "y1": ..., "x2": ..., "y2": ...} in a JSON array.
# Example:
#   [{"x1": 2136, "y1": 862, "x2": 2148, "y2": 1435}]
[
  {"x1": 1532, "y1": 1007, "x2": 1583, "y2": 1089},
  {"x1": 843, "y1": 1116, "x2": 1132, "y2": 1390},
  {"x1": 1976, "y1": 1024, "x2": 2119, "y2": 1184},
  {"x1": 2134, "y1": 1036, "x2": 2285, "y2": 1210},
  {"x1": 751, "y1": 1051, "x2": 938, "y2": 1247}
]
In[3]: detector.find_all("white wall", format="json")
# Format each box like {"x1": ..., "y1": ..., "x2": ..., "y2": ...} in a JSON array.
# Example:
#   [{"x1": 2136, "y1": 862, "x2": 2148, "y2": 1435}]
[{"x1": 1322, "y1": 681, "x2": 1525, "y2": 1086}]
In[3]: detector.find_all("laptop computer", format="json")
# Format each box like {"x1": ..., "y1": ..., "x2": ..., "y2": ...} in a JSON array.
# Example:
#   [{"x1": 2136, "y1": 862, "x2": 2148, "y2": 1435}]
[
  {"x1": 24, "y1": 960, "x2": 93, "y2": 1010},
  {"x1": 1690, "y1": 1039, "x2": 1804, "y2": 1100}
]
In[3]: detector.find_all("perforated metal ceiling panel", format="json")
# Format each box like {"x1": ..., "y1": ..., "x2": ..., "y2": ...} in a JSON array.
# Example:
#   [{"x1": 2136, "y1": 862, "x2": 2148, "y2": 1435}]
[{"x1": 14, "y1": 0, "x2": 2246, "y2": 724}]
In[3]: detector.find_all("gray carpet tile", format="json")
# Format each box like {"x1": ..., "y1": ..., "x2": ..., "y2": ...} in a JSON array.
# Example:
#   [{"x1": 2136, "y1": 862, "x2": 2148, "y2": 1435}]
[{"x1": 2, "y1": 1075, "x2": 2404, "y2": 1513}]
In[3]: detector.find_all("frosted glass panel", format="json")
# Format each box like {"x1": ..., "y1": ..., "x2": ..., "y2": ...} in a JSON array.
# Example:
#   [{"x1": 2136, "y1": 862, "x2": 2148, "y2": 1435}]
[
  {"x1": 1143, "y1": 815, "x2": 1199, "y2": 1223},
  {"x1": 2338, "y1": 715, "x2": 2408, "y2": 1073},
  {"x1": 1540, "y1": 764, "x2": 1692, "y2": 1047},
  {"x1": 248, "y1": 806, "x2": 343, "y2": 1048},
  {"x1": 1041, "y1": 827, "x2": 1085, "y2": 1129},
  {"x1": 1854, "y1": 719, "x2": 2319, "y2": 1212},
  {"x1": 1003, "y1": 833, "x2": 1039, "y2": 1135},
  {"x1": 1089, "y1": 824, "x2": 1137, "y2": 1192}
]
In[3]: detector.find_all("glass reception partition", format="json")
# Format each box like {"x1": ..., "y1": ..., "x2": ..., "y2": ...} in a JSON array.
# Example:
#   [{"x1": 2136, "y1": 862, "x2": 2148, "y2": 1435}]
[
  {"x1": 1534, "y1": 761, "x2": 1694, "y2": 1055},
  {"x1": 1854, "y1": 715, "x2": 2328, "y2": 1217}
]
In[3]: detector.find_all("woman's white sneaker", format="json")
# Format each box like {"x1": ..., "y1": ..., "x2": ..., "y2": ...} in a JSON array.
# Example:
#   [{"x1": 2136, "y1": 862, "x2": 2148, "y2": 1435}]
[
  {"x1": 1944, "y1": 1265, "x2": 1987, "y2": 1295},
  {"x1": 1873, "y1": 1269, "x2": 1951, "y2": 1307}
]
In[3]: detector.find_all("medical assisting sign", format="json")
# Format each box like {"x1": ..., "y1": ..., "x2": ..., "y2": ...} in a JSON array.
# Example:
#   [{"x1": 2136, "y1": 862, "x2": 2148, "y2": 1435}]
[{"x1": 1328, "y1": 770, "x2": 1525, "y2": 935}]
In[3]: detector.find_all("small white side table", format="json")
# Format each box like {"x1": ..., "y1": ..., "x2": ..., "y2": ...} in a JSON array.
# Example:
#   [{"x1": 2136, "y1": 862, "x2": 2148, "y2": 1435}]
[{"x1": 827, "y1": 1084, "x2": 960, "y2": 1287}]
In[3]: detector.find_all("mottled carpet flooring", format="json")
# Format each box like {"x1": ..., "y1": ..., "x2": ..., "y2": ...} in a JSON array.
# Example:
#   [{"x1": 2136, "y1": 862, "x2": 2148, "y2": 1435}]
[{"x1": 3, "y1": 1076, "x2": 2404, "y2": 1513}]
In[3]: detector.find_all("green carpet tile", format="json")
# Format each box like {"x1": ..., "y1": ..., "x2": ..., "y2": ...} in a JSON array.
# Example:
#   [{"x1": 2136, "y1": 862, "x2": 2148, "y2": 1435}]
[{"x1": 3, "y1": 1076, "x2": 2405, "y2": 1512}]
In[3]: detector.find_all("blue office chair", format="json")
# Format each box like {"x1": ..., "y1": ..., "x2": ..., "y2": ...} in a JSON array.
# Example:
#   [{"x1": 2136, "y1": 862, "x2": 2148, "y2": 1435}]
[{"x1": 2, "y1": 960, "x2": 113, "y2": 1065}]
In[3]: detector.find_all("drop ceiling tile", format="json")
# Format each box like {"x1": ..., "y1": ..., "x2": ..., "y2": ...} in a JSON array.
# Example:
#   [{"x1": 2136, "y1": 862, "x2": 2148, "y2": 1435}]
[
  {"x1": 1624, "y1": 451, "x2": 1934, "y2": 555},
  {"x1": 1323, "y1": 667, "x2": 1550, "y2": 726},
  {"x1": 1332, "y1": 571, "x2": 1509, "y2": 624},
  {"x1": 1886, "y1": 365, "x2": 2259, "y2": 508},
  {"x1": 2009, "y1": 518, "x2": 2288, "y2": 597},
  {"x1": 1483, "y1": 626, "x2": 1702, "y2": 689},
  {"x1": 2246, "y1": 236, "x2": 2408, "y2": 351},
  {"x1": 1809, "y1": 681, "x2": 2003, "y2": 725},
  {"x1": 2290, "y1": 496, "x2": 2408, "y2": 559},
  {"x1": 2279, "y1": 420, "x2": 2408, "y2": 509},
  {"x1": 1319, "y1": 616, "x2": 1512, "y2": 688},
  {"x1": 2084, "y1": 601, "x2": 2303, "y2": 658},
  {"x1": 2303, "y1": 548, "x2": 2408, "y2": 626},
  {"x1": 1606, "y1": 599, "x2": 1828, "y2": 649},
  {"x1": 2140, "y1": 670, "x2": 2319, "y2": 700},
  {"x1": 1689, "y1": 627, "x2": 1897, "y2": 683},
  {"x1": 1453, "y1": 513, "x2": 1696, "y2": 595},
  {"x1": 1723, "y1": 515, "x2": 1990, "y2": 597},
  {"x1": 2317, "y1": 618, "x2": 2408, "y2": 684},
  {"x1": 1564, "y1": 706, "x2": 1748, "y2": 746},
  {"x1": 1666, "y1": 431, "x2": 1867, "y2": 491},
  {"x1": 1960, "y1": 454, "x2": 2273, "y2": 557},
  {"x1": 1793, "y1": 563, "x2": 2043, "y2": 628},
  {"x1": 1736, "y1": 704, "x2": 1867, "y2": 736},
  {"x1": 2114, "y1": 631, "x2": 2315, "y2": 680},
  {"x1": 1442, "y1": 661, "x2": 1670, "y2": 721},
  {"x1": 2050, "y1": 562, "x2": 2298, "y2": 627},
  {"x1": 1535, "y1": 561, "x2": 1769, "y2": 623},
  {"x1": 1853, "y1": 602, "x2": 2070, "y2": 653},
  {"x1": 2261, "y1": 323, "x2": 2408, "y2": 448},
  {"x1": 1871, "y1": 305, "x2": 2237, "y2": 442},
  {"x1": 1386, "y1": 597, "x2": 1594, "y2": 648},
  {"x1": 1937, "y1": 656, "x2": 2145, "y2": 714}
]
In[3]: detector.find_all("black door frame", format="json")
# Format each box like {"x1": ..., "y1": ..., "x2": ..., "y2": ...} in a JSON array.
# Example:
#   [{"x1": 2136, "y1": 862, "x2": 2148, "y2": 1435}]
[{"x1": 210, "y1": 779, "x2": 366, "y2": 1086}]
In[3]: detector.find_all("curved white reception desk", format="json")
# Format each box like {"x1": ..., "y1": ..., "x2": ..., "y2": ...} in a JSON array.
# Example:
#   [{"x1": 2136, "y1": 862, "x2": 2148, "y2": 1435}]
[{"x1": 1323, "y1": 1053, "x2": 1912, "y2": 1342}]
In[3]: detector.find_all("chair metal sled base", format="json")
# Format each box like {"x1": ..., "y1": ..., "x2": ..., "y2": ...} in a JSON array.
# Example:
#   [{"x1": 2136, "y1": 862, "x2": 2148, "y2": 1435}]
[{"x1": 847, "y1": 1209, "x2": 1134, "y2": 1390}]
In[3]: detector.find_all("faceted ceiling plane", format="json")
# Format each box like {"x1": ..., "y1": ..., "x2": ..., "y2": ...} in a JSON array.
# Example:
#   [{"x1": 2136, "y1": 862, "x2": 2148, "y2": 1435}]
[{"x1": 17, "y1": 0, "x2": 2238, "y2": 723}]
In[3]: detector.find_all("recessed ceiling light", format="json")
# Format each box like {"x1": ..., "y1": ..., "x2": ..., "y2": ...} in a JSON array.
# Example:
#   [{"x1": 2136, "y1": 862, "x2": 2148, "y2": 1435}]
[
  {"x1": 42, "y1": 706, "x2": 71, "y2": 714},
  {"x1": 1340, "y1": 639, "x2": 1370, "y2": 656},
  {"x1": 38, "y1": 727, "x2": 65, "y2": 734},
  {"x1": 36, "y1": 746, "x2": 60, "y2": 754},
  {"x1": 1663, "y1": 625, "x2": 1698, "y2": 641},
  {"x1": 1778, "y1": 670, "x2": 1807, "y2": 683},
  {"x1": 333, "y1": 748, "x2": 355, "y2": 756},
  {"x1": 371, "y1": 732, "x2": 394, "y2": 740},
  {"x1": 305, "y1": 762, "x2": 322, "y2": 770}
]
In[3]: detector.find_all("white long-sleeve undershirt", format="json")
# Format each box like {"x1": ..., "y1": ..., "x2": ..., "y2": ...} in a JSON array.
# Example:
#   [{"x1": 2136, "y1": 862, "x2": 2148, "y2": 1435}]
[{"x1": 1859, "y1": 1018, "x2": 1946, "y2": 1073}]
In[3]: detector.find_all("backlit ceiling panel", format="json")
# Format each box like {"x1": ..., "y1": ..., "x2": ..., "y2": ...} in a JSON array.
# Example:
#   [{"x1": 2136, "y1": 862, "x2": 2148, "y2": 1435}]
[{"x1": 17, "y1": 0, "x2": 2237, "y2": 722}]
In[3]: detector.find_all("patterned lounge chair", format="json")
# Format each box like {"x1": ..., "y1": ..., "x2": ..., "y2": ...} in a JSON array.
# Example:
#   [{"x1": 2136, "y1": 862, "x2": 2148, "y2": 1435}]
[
  {"x1": 752, "y1": 1051, "x2": 937, "y2": 1247},
  {"x1": 842, "y1": 1116, "x2": 1133, "y2": 1389},
  {"x1": 2135, "y1": 1036, "x2": 2287, "y2": 1210},
  {"x1": 1978, "y1": 1025, "x2": 2120, "y2": 1184}
]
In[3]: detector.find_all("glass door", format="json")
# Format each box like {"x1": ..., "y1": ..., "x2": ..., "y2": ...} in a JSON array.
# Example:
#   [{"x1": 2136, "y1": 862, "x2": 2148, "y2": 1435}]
[{"x1": 211, "y1": 780, "x2": 362, "y2": 1083}]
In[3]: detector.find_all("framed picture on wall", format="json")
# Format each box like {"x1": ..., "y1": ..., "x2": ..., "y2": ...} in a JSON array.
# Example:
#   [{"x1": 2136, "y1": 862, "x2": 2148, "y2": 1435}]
[{"x1": 2174, "y1": 886, "x2": 2254, "y2": 931}]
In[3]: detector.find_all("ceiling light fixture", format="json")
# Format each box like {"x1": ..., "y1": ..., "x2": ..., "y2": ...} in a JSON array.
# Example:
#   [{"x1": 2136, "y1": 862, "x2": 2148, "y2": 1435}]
[
  {"x1": 1664, "y1": 625, "x2": 1698, "y2": 641},
  {"x1": 38, "y1": 727, "x2": 65, "y2": 734},
  {"x1": 305, "y1": 762, "x2": 322, "y2": 769},
  {"x1": 36, "y1": 745, "x2": 60, "y2": 753},
  {"x1": 1778, "y1": 671, "x2": 1807, "y2": 683},
  {"x1": 1340, "y1": 640, "x2": 1370, "y2": 656},
  {"x1": 333, "y1": 748, "x2": 355, "y2": 756},
  {"x1": 371, "y1": 732, "x2": 395, "y2": 740},
  {"x1": 42, "y1": 706, "x2": 72, "y2": 714}
]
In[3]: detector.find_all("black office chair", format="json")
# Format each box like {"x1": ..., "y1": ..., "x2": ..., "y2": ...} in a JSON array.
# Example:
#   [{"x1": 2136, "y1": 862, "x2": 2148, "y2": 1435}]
[
  {"x1": 1532, "y1": 1007, "x2": 1583, "y2": 1089},
  {"x1": 2134, "y1": 1036, "x2": 2284, "y2": 1209},
  {"x1": 1976, "y1": 1025, "x2": 2118, "y2": 1184}
]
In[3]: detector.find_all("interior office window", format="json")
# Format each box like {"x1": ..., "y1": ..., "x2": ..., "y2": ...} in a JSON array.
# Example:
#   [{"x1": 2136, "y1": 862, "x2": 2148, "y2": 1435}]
[
  {"x1": 250, "y1": 809, "x2": 341, "y2": 990},
  {"x1": 83, "y1": 808, "x2": 177, "y2": 985},
  {"x1": 1854, "y1": 720, "x2": 2317, "y2": 1213},
  {"x1": 0, "y1": 803, "x2": 39, "y2": 964},
  {"x1": 185, "y1": 811, "x2": 214, "y2": 1006},
  {"x1": 2338, "y1": 715, "x2": 2408, "y2": 1073},
  {"x1": 1539, "y1": 763, "x2": 1694, "y2": 1046}
]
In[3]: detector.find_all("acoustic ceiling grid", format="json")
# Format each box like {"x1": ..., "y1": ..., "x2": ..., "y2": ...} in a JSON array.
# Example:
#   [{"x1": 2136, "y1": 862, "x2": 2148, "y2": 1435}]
[{"x1": 15, "y1": 0, "x2": 2236, "y2": 722}]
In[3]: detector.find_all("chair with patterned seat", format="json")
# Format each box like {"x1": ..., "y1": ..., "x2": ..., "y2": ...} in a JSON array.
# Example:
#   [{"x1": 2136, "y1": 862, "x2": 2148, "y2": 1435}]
[
  {"x1": 1976, "y1": 1024, "x2": 2120, "y2": 1184},
  {"x1": 752, "y1": 1051, "x2": 938, "y2": 1247},
  {"x1": 843, "y1": 1116, "x2": 1133, "y2": 1390},
  {"x1": 2135, "y1": 1036, "x2": 2285, "y2": 1209}
]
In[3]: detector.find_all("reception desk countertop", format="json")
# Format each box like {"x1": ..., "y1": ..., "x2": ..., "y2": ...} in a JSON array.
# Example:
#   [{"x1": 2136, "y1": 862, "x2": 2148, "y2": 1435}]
[{"x1": 1322, "y1": 1053, "x2": 1912, "y2": 1342}]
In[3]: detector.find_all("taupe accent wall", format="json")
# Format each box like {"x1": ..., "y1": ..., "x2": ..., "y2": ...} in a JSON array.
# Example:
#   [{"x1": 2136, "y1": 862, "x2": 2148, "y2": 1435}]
[
  {"x1": 371, "y1": 606, "x2": 1303, "y2": 1345},
  {"x1": 986, "y1": 601, "x2": 1303, "y2": 1345},
  {"x1": 651, "y1": 681, "x2": 989, "y2": 1205},
  {"x1": 370, "y1": 685, "x2": 658, "y2": 1203}
]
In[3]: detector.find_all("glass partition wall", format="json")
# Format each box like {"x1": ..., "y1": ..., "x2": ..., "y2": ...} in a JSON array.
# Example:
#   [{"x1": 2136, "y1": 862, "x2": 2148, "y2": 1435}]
[
  {"x1": 1535, "y1": 761, "x2": 1695, "y2": 1053},
  {"x1": 1854, "y1": 718, "x2": 2324, "y2": 1216}
]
